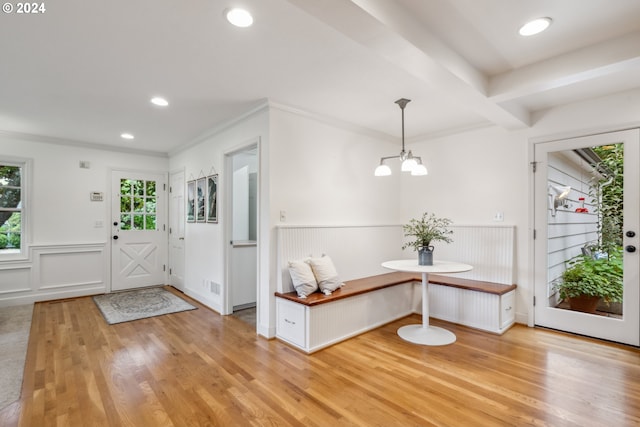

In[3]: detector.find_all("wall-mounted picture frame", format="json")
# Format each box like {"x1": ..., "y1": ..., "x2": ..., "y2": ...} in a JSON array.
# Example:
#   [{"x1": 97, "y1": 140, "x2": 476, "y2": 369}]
[
  {"x1": 187, "y1": 180, "x2": 195, "y2": 223},
  {"x1": 207, "y1": 174, "x2": 218, "y2": 223},
  {"x1": 196, "y1": 177, "x2": 206, "y2": 222}
]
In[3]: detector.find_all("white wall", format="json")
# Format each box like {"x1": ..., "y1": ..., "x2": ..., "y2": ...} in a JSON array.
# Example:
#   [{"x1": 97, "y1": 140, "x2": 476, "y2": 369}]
[
  {"x1": 0, "y1": 134, "x2": 168, "y2": 305},
  {"x1": 400, "y1": 126, "x2": 525, "y2": 225},
  {"x1": 269, "y1": 106, "x2": 402, "y2": 226}
]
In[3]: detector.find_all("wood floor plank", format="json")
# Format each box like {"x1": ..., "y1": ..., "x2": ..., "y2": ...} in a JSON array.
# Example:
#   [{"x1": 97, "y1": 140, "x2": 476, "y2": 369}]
[{"x1": 3, "y1": 286, "x2": 640, "y2": 427}]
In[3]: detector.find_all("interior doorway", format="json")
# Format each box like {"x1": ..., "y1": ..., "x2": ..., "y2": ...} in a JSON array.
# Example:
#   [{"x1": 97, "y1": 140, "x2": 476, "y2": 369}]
[
  {"x1": 225, "y1": 141, "x2": 259, "y2": 325},
  {"x1": 533, "y1": 129, "x2": 639, "y2": 346}
]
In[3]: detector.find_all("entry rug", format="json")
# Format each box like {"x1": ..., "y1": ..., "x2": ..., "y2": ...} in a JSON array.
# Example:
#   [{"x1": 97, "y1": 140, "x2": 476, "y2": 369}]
[{"x1": 93, "y1": 287, "x2": 196, "y2": 325}]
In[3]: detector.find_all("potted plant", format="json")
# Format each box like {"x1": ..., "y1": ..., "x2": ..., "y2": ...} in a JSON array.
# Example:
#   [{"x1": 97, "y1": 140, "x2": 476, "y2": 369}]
[
  {"x1": 555, "y1": 249, "x2": 623, "y2": 313},
  {"x1": 401, "y1": 212, "x2": 453, "y2": 265}
]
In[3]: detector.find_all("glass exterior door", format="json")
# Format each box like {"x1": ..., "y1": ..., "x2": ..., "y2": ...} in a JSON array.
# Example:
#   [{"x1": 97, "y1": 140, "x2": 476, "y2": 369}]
[{"x1": 533, "y1": 129, "x2": 639, "y2": 346}]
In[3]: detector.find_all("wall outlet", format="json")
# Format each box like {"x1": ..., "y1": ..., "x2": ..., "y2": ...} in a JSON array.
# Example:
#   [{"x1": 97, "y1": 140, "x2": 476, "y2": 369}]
[
  {"x1": 493, "y1": 212, "x2": 504, "y2": 222},
  {"x1": 280, "y1": 210, "x2": 287, "y2": 222},
  {"x1": 210, "y1": 281, "x2": 221, "y2": 295}
]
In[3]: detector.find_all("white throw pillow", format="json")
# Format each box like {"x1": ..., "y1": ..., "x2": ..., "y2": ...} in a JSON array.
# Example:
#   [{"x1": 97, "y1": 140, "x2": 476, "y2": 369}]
[
  {"x1": 308, "y1": 255, "x2": 344, "y2": 295},
  {"x1": 288, "y1": 259, "x2": 318, "y2": 298}
]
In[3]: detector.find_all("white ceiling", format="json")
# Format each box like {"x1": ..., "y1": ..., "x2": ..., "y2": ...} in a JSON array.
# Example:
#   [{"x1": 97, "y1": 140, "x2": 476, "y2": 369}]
[{"x1": 1, "y1": 0, "x2": 640, "y2": 155}]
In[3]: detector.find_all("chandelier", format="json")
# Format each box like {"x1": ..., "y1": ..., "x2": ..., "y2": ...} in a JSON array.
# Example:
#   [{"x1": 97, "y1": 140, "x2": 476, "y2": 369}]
[{"x1": 374, "y1": 98, "x2": 427, "y2": 176}]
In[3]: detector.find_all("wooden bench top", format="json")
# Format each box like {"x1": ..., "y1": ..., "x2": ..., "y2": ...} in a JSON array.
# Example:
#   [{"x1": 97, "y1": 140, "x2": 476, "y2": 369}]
[
  {"x1": 428, "y1": 275, "x2": 517, "y2": 296},
  {"x1": 275, "y1": 271, "x2": 517, "y2": 307}
]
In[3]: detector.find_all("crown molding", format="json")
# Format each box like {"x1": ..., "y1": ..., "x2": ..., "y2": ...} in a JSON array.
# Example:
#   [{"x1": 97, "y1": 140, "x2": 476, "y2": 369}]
[
  {"x1": 0, "y1": 130, "x2": 168, "y2": 158},
  {"x1": 169, "y1": 99, "x2": 271, "y2": 156}
]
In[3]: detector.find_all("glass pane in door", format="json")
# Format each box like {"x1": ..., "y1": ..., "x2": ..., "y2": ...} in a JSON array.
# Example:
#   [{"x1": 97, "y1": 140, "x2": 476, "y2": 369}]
[
  {"x1": 119, "y1": 178, "x2": 158, "y2": 231},
  {"x1": 547, "y1": 143, "x2": 623, "y2": 317}
]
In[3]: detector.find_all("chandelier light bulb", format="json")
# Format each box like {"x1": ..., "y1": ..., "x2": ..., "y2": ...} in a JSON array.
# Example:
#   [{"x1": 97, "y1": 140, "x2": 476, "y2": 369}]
[
  {"x1": 411, "y1": 163, "x2": 428, "y2": 176},
  {"x1": 401, "y1": 157, "x2": 417, "y2": 172},
  {"x1": 374, "y1": 164, "x2": 392, "y2": 176}
]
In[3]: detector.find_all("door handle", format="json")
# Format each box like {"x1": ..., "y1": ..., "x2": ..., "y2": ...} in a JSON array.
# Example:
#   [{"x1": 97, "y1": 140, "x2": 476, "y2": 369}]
[
  {"x1": 626, "y1": 231, "x2": 636, "y2": 238},
  {"x1": 113, "y1": 235, "x2": 119, "y2": 240},
  {"x1": 626, "y1": 245, "x2": 636, "y2": 253},
  {"x1": 179, "y1": 237, "x2": 184, "y2": 240}
]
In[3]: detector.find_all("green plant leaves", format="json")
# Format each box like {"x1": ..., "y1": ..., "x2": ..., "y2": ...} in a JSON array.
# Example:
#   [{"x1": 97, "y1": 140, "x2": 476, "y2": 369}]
[{"x1": 402, "y1": 212, "x2": 453, "y2": 251}]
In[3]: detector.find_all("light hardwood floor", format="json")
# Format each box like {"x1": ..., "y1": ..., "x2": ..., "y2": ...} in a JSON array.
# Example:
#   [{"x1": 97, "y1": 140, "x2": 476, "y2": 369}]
[{"x1": 1, "y1": 287, "x2": 639, "y2": 427}]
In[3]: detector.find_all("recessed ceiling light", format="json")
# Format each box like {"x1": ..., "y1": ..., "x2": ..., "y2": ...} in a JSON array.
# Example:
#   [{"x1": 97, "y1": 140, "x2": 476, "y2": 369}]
[
  {"x1": 150, "y1": 97, "x2": 169, "y2": 107},
  {"x1": 225, "y1": 8, "x2": 253, "y2": 27},
  {"x1": 121, "y1": 133, "x2": 135, "y2": 140},
  {"x1": 519, "y1": 17, "x2": 552, "y2": 36}
]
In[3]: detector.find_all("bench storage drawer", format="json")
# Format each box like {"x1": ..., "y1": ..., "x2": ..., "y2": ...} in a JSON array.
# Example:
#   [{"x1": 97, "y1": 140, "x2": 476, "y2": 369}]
[
  {"x1": 500, "y1": 291, "x2": 516, "y2": 330},
  {"x1": 276, "y1": 298, "x2": 306, "y2": 348}
]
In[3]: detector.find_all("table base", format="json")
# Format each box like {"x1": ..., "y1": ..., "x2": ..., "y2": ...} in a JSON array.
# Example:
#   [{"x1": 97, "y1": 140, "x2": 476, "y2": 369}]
[{"x1": 397, "y1": 324, "x2": 456, "y2": 346}]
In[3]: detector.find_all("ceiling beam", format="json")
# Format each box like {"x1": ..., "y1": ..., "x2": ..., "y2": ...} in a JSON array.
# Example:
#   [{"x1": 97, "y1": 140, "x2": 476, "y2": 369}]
[
  {"x1": 489, "y1": 32, "x2": 640, "y2": 103},
  {"x1": 286, "y1": 0, "x2": 530, "y2": 129}
]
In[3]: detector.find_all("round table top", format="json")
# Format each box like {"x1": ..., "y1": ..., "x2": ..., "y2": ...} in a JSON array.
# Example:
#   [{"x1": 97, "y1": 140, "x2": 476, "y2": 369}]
[{"x1": 382, "y1": 259, "x2": 473, "y2": 274}]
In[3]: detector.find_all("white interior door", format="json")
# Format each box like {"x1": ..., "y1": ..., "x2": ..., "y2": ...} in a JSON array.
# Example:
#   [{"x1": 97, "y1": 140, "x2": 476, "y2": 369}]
[
  {"x1": 533, "y1": 129, "x2": 639, "y2": 345},
  {"x1": 111, "y1": 170, "x2": 167, "y2": 291},
  {"x1": 169, "y1": 170, "x2": 185, "y2": 291},
  {"x1": 226, "y1": 146, "x2": 258, "y2": 313}
]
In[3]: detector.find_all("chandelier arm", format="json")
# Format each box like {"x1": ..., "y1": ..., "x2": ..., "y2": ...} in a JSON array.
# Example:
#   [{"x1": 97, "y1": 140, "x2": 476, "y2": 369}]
[{"x1": 379, "y1": 155, "x2": 401, "y2": 162}]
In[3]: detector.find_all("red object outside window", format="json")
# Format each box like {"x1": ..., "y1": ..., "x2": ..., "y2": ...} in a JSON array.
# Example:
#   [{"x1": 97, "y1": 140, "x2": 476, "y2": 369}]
[{"x1": 575, "y1": 197, "x2": 589, "y2": 213}]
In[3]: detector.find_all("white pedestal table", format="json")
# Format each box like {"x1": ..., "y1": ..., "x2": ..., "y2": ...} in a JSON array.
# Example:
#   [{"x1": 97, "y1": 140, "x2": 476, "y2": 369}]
[{"x1": 382, "y1": 259, "x2": 472, "y2": 346}]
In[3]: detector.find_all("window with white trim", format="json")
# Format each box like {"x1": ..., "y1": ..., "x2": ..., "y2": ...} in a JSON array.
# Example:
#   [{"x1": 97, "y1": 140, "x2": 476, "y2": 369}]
[{"x1": 0, "y1": 158, "x2": 28, "y2": 259}]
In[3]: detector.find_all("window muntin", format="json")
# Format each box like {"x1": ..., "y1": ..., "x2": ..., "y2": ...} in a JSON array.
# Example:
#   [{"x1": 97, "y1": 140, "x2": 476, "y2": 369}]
[{"x1": 119, "y1": 179, "x2": 157, "y2": 230}]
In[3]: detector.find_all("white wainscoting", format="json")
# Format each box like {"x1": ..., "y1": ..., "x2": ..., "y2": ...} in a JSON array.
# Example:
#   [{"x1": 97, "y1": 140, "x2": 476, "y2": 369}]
[
  {"x1": 0, "y1": 243, "x2": 107, "y2": 306},
  {"x1": 436, "y1": 225, "x2": 516, "y2": 285},
  {"x1": 276, "y1": 224, "x2": 516, "y2": 289},
  {"x1": 276, "y1": 224, "x2": 404, "y2": 293}
]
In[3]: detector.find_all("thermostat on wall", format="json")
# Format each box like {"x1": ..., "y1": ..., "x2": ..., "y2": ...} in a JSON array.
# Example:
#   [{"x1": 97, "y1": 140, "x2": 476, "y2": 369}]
[{"x1": 90, "y1": 192, "x2": 104, "y2": 202}]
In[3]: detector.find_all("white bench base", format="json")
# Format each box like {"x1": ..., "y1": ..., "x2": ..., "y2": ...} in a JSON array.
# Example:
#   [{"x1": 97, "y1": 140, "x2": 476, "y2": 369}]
[
  {"x1": 276, "y1": 281, "x2": 516, "y2": 353},
  {"x1": 276, "y1": 282, "x2": 413, "y2": 353},
  {"x1": 428, "y1": 283, "x2": 515, "y2": 335}
]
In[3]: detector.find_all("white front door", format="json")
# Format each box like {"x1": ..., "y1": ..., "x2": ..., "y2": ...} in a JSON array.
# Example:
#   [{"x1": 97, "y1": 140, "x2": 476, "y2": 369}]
[
  {"x1": 169, "y1": 170, "x2": 185, "y2": 291},
  {"x1": 533, "y1": 129, "x2": 640, "y2": 345},
  {"x1": 111, "y1": 170, "x2": 167, "y2": 291}
]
